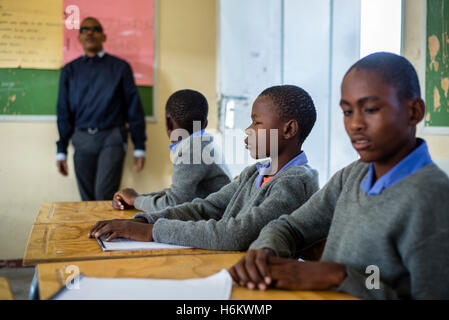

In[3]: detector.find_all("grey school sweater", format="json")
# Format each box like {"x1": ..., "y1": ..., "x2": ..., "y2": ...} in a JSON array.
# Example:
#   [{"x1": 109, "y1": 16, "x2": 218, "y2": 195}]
[
  {"x1": 250, "y1": 160, "x2": 449, "y2": 300},
  {"x1": 134, "y1": 134, "x2": 232, "y2": 212},
  {"x1": 134, "y1": 162, "x2": 319, "y2": 251}
]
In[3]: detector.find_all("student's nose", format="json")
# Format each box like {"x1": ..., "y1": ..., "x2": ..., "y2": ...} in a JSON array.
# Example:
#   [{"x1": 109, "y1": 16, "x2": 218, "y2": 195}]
[{"x1": 350, "y1": 109, "x2": 366, "y2": 132}]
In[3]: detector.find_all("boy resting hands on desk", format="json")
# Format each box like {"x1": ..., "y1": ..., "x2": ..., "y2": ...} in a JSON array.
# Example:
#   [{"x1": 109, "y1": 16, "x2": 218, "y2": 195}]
[
  {"x1": 89, "y1": 85, "x2": 320, "y2": 251},
  {"x1": 111, "y1": 89, "x2": 232, "y2": 212},
  {"x1": 229, "y1": 53, "x2": 449, "y2": 299}
]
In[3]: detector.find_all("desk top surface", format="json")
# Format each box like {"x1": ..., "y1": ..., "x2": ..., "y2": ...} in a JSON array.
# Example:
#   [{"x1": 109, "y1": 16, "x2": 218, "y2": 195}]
[
  {"x1": 0, "y1": 277, "x2": 14, "y2": 300},
  {"x1": 23, "y1": 221, "x2": 238, "y2": 266},
  {"x1": 37, "y1": 253, "x2": 358, "y2": 300},
  {"x1": 35, "y1": 201, "x2": 137, "y2": 224},
  {"x1": 24, "y1": 202, "x2": 239, "y2": 266}
]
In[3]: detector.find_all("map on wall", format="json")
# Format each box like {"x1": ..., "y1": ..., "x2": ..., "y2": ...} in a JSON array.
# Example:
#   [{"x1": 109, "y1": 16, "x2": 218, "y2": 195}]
[{"x1": 425, "y1": 0, "x2": 449, "y2": 129}]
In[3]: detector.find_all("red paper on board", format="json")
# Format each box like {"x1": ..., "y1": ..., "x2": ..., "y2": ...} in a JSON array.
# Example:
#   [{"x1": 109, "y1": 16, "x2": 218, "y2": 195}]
[{"x1": 63, "y1": 0, "x2": 154, "y2": 86}]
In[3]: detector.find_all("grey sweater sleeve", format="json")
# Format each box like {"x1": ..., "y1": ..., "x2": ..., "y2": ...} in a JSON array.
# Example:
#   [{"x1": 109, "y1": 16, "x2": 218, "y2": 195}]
[
  {"x1": 249, "y1": 166, "x2": 345, "y2": 257},
  {"x1": 134, "y1": 177, "x2": 240, "y2": 224},
  {"x1": 336, "y1": 267, "x2": 401, "y2": 299},
  {"x1": 338, "y1": 228, "x2": 449, "y2": 300},
  {"x1": 338, "y1": 199, "x2": 449, "y2": 300},
  {"x1": 152, "y1": 174, "x2": 315, "y2": 251},
  {"x1": 134, "y1": 162, "x2": 210, "y2": 212}
]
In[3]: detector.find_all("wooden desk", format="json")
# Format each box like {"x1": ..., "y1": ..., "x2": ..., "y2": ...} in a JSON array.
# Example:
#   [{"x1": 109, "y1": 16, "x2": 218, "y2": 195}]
[
  {"x1": 24, "y1": 221, "x2": 238, "y2": 266},
  {"x1": 24, "y1": 202, "x2": 240, "y2": 267},
  {"x1": 0, "y1": 277, "x2": 14, "y2": 300},
  {"x1": 34, "y1": 201, "x2": 137, "y2": 224},
  {"x1": 37, "y1": 253, "x2": 358, "y2": 300}
]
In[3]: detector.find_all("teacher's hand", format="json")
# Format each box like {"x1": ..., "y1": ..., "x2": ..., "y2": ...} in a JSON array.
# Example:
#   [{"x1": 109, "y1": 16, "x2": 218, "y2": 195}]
[
  {"x1": 56, "y1": 160, "x2": 69, "y2": 176},
  {"x1": 134, "y1": 157, "x2": 145, "y2": 172}
]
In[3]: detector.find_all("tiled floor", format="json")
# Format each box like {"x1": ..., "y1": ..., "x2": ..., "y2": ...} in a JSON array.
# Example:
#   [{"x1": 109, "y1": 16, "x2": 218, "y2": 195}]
[{"x1": 0, "y1": 267, "x2": 35, "y2": 300}]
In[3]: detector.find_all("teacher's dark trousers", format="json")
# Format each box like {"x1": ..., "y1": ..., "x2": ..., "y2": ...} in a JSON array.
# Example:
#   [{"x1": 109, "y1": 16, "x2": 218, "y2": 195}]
[{"x1": 71, "y1": 126, "x2": 127, "y2": 201}]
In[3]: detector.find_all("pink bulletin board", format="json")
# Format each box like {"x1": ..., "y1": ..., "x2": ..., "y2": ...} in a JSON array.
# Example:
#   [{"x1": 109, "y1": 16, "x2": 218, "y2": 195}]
[{"x1": 63, "y1": 0, "x2": 154, "y2": 86}]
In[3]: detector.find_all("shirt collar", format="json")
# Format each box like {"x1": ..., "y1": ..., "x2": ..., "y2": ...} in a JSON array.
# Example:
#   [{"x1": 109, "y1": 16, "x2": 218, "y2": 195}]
[
  {"x1": 169, "y1": 129, "x2": 206, "y2": 153},
  {"x1": 83, "y1": 50, "x2": 106, "y2": 59},
  {"x1": 255, "y1": 151, "x2": 308, "y2": 188},
  {"x1": 361, "y1": 138, "x2": 433, "y2": 196}
]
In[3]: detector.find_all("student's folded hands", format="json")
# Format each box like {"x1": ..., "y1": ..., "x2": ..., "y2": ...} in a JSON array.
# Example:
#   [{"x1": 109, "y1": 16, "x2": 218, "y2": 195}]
[
  {"x1": 228, "y1": 249, "x2": 347, "y2": 291},
  {"x1": 229, "y1": 248, "x2": 275, "y2": 291},
  {"x1": 88, "y1": 218, "x2": 154, "y2": 242}
]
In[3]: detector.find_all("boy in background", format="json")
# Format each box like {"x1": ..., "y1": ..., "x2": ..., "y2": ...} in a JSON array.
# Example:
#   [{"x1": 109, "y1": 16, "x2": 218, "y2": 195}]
[
  {"x1": 89, "y1": 85, "x2": 319, "y2": 251},
  {"x1": 112, "y1": 89, "x2": 232, "y2": 212},
  {"x1": 229, "y1": 52, "x2": 449, "y2": 299}
]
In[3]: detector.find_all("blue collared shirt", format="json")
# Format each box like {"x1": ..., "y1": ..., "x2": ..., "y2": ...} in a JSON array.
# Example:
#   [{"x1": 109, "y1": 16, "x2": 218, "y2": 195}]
[
  {"x1": 361, "y1": 138, "x2": 433, "y2": 196},
  {"x1": 255, "y1": 151, "x2": 308, "y2": 188},
  {"x1": 169, "y1": 129, "x2": 206, "y2": 153}
]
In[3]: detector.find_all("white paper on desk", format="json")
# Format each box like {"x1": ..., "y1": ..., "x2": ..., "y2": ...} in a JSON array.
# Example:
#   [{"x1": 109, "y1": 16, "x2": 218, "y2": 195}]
[
  {"x1": 52, "y1": 269, "x2": 232, "y2": 300},
  {"x1": 96, "y1": 236, "x2": 191, "y2": 251}
]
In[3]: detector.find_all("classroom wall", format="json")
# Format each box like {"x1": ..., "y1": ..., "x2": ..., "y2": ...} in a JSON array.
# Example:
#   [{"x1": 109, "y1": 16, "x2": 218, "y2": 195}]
[
  {"x1": 0, "y1": 0, "x2": 218, "y2": 260},
  {"x1": 403, "y1": 0, "x2": 449, "y2": 166}
]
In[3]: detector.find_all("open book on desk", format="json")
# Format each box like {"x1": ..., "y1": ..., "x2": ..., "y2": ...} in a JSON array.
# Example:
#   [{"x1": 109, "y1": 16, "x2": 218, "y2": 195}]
[{"x1": 96, "y1": 236, "x2": 191, "y2": 251}]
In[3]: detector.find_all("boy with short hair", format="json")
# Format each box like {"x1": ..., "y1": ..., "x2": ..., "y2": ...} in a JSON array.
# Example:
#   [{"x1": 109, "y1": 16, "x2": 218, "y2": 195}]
[
  {"x1": 89, "y1": 85, "x2": 319, "y2": 251},
  {"x1": 112, "y1": 89, "x2": 232, "y2": 212},
  {"x1": 229, "y1": 52, "x2": 449, "y2": 299}
]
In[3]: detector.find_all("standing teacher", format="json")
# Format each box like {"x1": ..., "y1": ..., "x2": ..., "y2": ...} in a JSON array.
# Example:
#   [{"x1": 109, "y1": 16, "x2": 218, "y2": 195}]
[{"x1": 56, "y1": 17, "x2": 147, "y2": 201}]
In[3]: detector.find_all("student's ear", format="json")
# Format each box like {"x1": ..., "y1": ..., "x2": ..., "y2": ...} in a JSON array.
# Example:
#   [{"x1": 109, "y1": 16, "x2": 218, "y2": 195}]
[
  {"x1": 165, "y1": 114, "x2": 174, "y2": 136},
  {"x1": 203, "y1": 119, "x2": 208, "y2": 129},
  {"x1": 283, "y1": 119, "x2": 299, "y2": 140},
  {"x1": 407, "y1": 97, "x2": 426, "y2": 126}
]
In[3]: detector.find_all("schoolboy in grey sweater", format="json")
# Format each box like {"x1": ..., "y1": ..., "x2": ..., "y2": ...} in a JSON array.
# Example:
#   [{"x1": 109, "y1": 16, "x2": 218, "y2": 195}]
[
  {"x1": 111, "y1": 89, "x2": 231, "y2": 212},
  {"x1": 134, "y1": 131, "x2": 231, "y2": 212},
  {"x1": 229, "y1": 53, "x2": 449, "y2": 299},
  {"x1": 89, "y1": 85, "x2": 319, "y2": 251},
  {"x1": 249, "y1": 156, "x2": 449, "y2": 299}
]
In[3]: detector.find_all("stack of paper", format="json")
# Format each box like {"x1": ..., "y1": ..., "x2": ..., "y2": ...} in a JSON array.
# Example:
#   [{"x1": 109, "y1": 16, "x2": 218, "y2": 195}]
[{"x1": 51, "y1": 269, "x2": 233, "y2": 300}]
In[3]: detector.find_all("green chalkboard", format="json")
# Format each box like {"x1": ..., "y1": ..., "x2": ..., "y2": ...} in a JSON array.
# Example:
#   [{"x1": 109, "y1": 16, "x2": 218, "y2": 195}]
[
  {"x1": 138, "y1": 84, "x2": 154, "y2": 118},
  {"x1": 424, "y1": 0, "x2": 449, "y2": 128},
  {"x1": 0, "y1": 68, "x2": 153, "y2": 117}
]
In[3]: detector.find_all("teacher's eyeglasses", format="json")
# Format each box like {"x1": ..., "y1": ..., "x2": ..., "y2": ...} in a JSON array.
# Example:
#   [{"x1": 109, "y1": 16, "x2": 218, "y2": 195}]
[{"x1": 79, "y1": 26, "x2": 103, "y2": 34}]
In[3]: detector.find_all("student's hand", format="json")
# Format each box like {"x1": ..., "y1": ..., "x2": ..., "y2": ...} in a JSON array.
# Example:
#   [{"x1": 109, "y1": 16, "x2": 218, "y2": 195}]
[
  {"x1": 112, "y1": 188, "x2": 139, "y2": 210},
  {"x1": 56, "y1": 160, "x2": 69, "y2": 176},
  {"x1": 88, "y1": 218, "x2": 148, "y2": 237},
  {"x1": 88, "y1": 219, "x2": 153, "y2": 242},
  {"x1": 267, "y1": 257, "x2": 347, "y2": 291},
  {"x1": 134, "y1": 157, "x2": 145, "y2": 172},
  {"x1": 228, "y1": 248, "x2": 275, "y2": 290}
]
